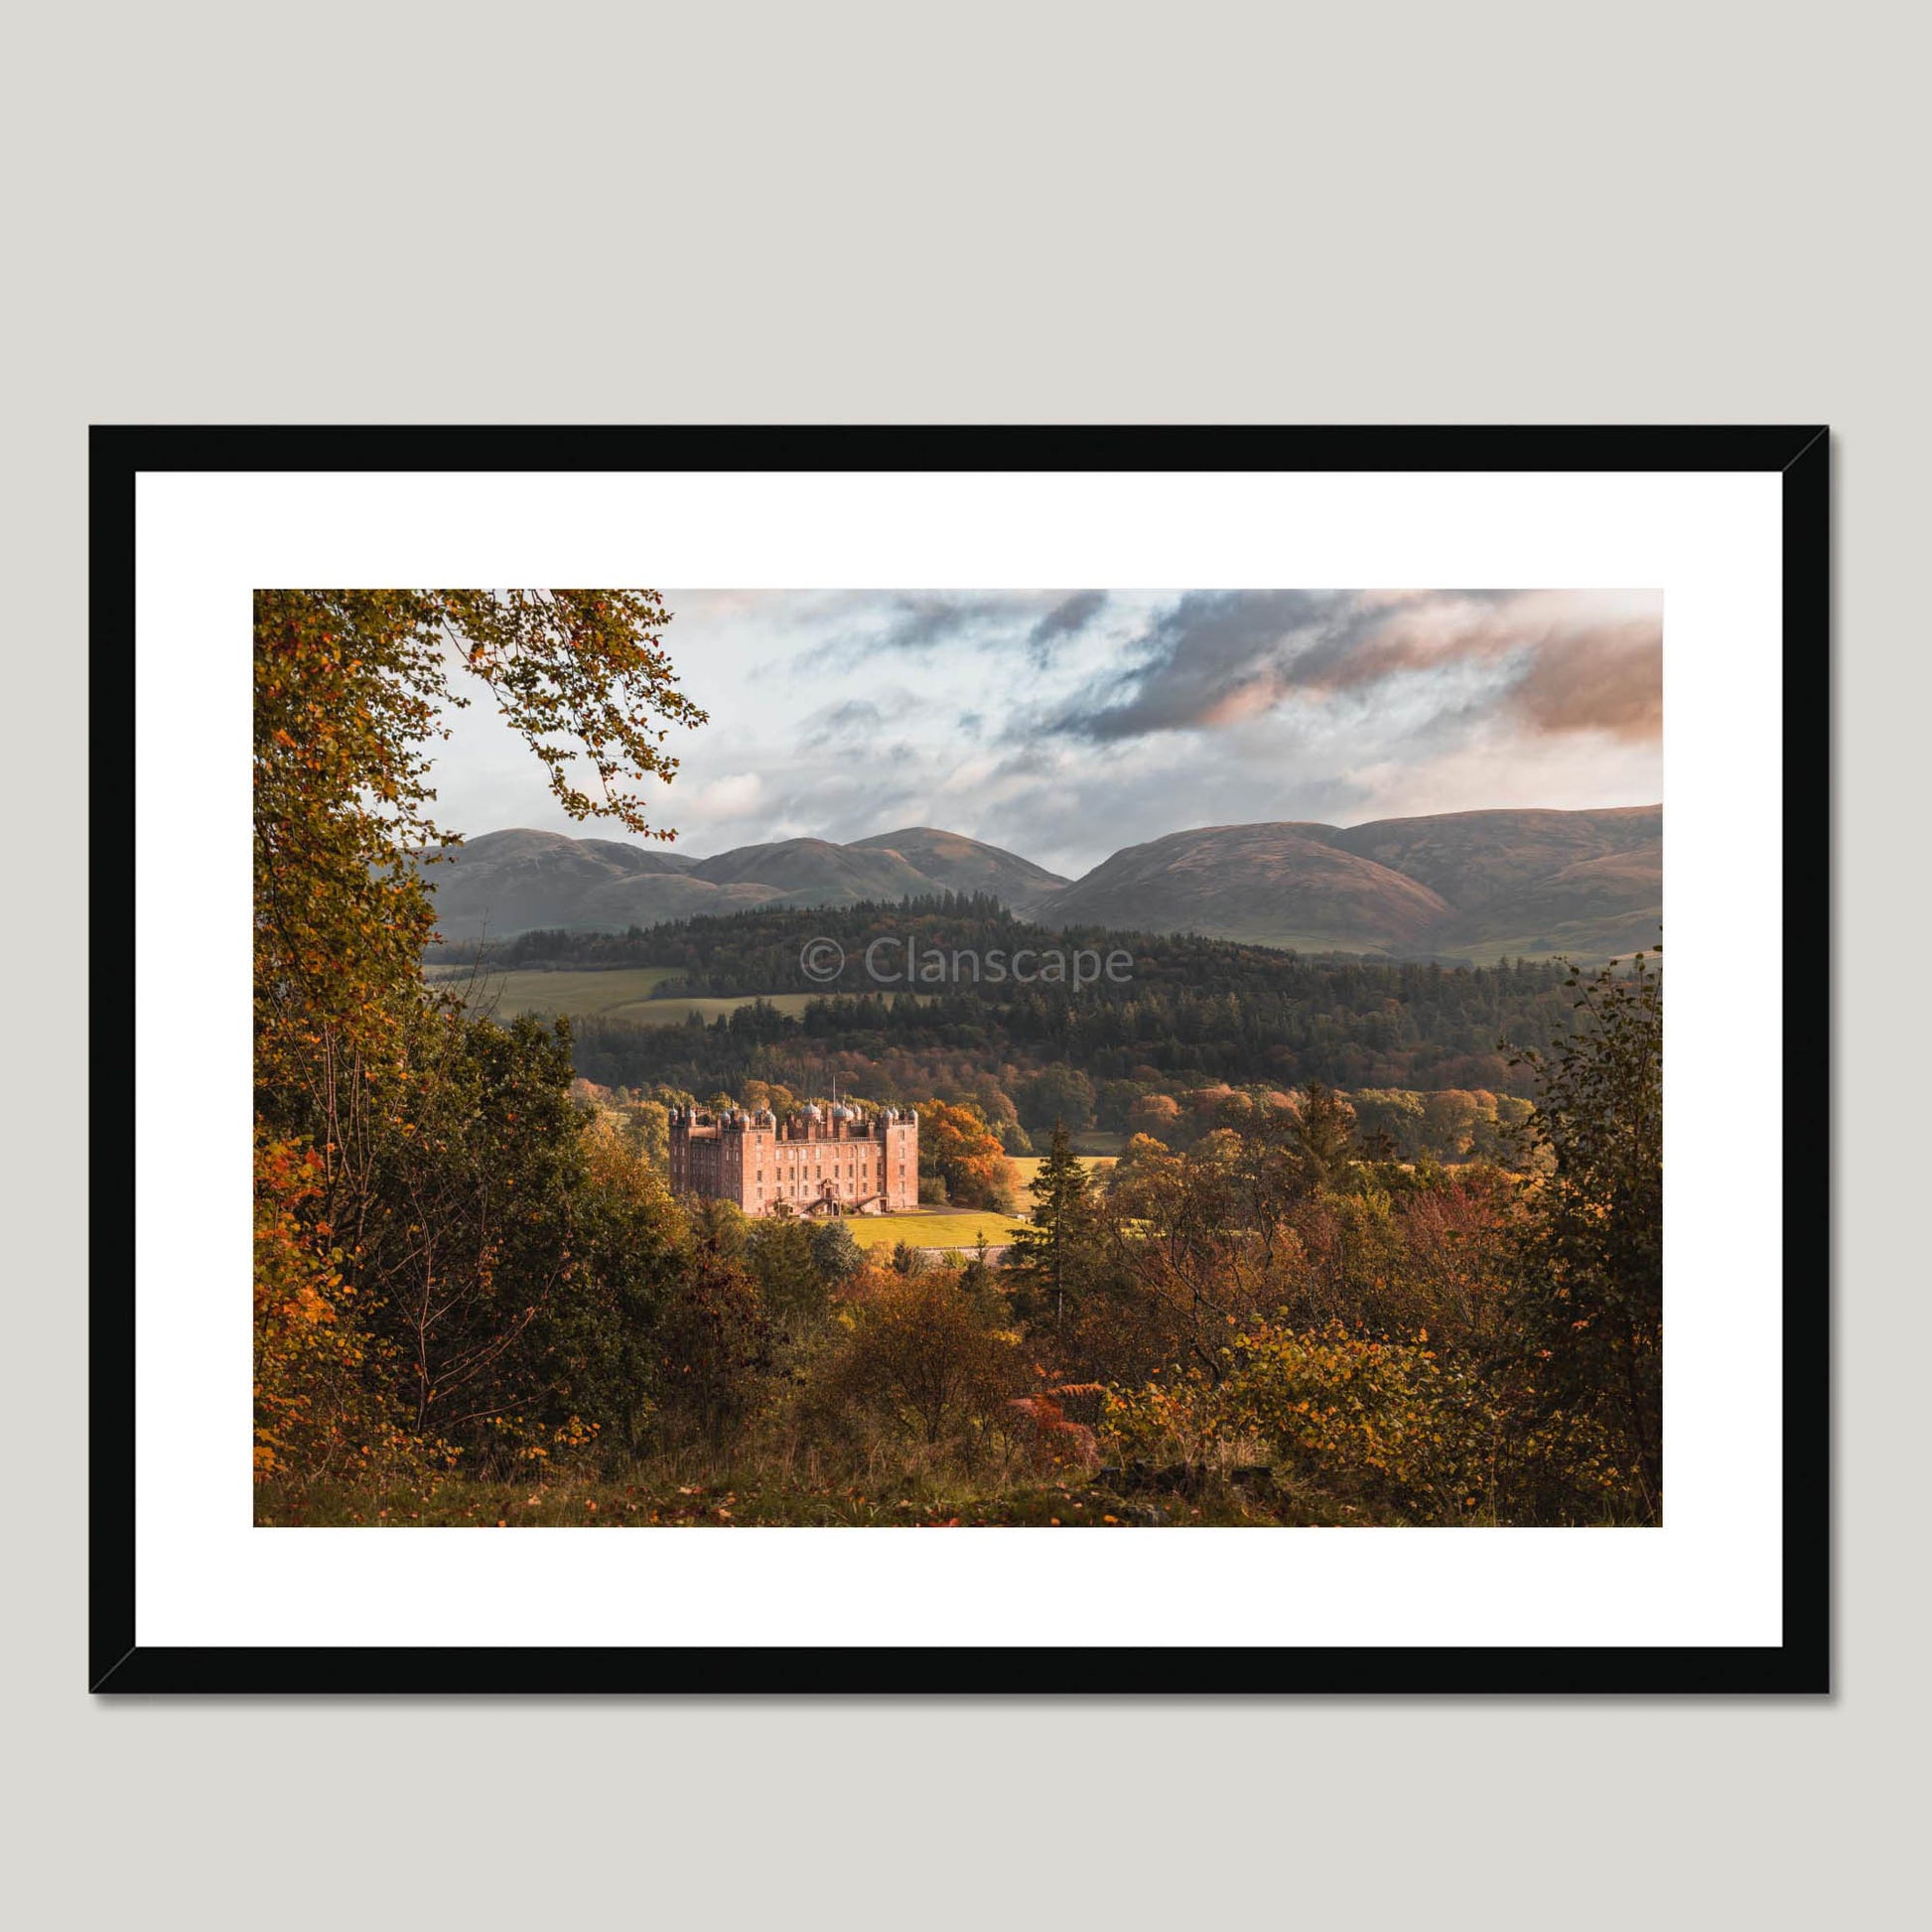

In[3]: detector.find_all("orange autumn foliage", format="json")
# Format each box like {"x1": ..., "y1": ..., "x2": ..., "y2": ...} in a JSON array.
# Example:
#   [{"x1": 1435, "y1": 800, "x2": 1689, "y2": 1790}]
[
  {"x1": 253, "y1": 1132, "x2": 428, "y2": 1486},
  {"x1": 916, "y1": 1097, "x2": 1016, "y2": 1210}
]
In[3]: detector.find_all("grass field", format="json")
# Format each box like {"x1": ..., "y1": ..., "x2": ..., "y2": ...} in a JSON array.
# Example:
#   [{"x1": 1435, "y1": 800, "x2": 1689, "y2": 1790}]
[
  {"x1": 844, "y1": 1209, "x2": 1032, "y2": 1252},
  {"x1": 430, "y1": 967, "x2": 828, "y2": 1028},
  {"x1": 1009, "y1": 1152, "x2": 1116, "y2": 1191}
]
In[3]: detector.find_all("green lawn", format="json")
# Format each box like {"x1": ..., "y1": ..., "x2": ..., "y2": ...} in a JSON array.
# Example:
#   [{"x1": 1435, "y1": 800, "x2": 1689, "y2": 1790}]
[
  {"x1": 1009, "y1": 1151, "x2": 1116, "y2": 1191},
  {"x1": 844, "y1": 1209, "x2": 1032, "y2": 1252},
  {"x1": 426, "y1": 965, "x2": 681, "y2": 1017},
  {"x1": 429, "y1": 967, "x2": 831, "y2": 1028}
]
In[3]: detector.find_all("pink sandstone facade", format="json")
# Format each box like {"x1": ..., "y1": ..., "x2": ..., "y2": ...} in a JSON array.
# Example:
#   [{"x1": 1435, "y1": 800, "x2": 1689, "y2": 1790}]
[{"x1": 667, "y1": 1099, "x2": 918, "y2": 1218}]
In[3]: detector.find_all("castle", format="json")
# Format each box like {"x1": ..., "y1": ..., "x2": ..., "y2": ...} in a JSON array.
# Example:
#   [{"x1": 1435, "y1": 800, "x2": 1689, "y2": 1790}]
[{"x1": 667, "y1": 1095, "x2": 918, "y2": 1218}]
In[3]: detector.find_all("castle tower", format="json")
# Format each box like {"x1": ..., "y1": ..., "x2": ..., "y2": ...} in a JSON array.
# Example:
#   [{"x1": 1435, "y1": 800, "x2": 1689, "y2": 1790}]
[{"x1": 882, "y1": 1105, "x2": 918, "y2": 1211}]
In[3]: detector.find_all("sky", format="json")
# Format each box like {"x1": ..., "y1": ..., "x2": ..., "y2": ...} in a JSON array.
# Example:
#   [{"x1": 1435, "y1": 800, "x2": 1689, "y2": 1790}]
[{"x1": 425, "y1": 589, "x2": 1663, "y2": 880}]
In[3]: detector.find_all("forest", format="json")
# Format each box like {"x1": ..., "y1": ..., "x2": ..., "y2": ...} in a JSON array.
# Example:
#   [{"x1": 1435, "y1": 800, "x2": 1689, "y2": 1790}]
[
  {"x1": 255, "y1": 590, "x2": 1663, "y2": 1529},
  {"x1": 472, "y1": 897, "x2": 1584, "y2": 1103}
]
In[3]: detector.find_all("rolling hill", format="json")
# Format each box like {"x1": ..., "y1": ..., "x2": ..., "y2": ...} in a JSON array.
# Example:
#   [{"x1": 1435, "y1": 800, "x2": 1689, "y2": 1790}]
[
  {"x1": 847, "y1": 827, "x2": 1069, "y2": 913},
  {"x1": 419, "y1": 829, "x2": 692, "y2": 937},
  {"x1": 1035, "y1": 806, "x2": 1660, "y2": 961},
  {"x1": 688, "y1": 837, "x2": 938, "y2": 903},
  {"x1": 423, "y1": 825, "x2": 1065, "y2": 939},
  {"x1": 1328, "y1": 806, "x2": 1659, "y2": 958},
  {"x1": 425, "y1": 807, "x2": 1660, "y2": 962},
  {"x1": 1033, "y1": 824, "x2": 1454, "y2": 952},
  {"x1": 1327, "y1": 806, "x2": 1660, "y2": 915}
]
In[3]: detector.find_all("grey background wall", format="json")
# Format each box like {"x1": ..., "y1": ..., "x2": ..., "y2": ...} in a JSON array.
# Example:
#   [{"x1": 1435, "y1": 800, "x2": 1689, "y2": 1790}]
[{"x1": 5, "y1": 3, "x2": 1918, "y2": 1924}]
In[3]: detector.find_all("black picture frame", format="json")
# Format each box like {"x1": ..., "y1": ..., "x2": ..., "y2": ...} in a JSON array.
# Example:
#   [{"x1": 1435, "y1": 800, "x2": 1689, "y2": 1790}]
[{"x1": 90, "y1": 424, "x2": 1830, "y2": 1696}]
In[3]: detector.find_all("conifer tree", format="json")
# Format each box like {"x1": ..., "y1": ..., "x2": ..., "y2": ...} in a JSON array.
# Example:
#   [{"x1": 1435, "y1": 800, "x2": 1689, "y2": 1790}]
[
  {"x1": 1008, "y1": 1121, "x2": 1097, "y2": 1328},
  {"x1": 1295, "y1": 1080, "x2": 1358, "y2": 1182}
]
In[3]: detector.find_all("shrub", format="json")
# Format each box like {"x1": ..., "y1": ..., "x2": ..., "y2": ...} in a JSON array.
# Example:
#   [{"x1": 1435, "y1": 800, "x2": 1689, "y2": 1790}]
[
  {"x1": 811, "y1": 1270, "x2": 1026, "y2": 1449},
  {"x1": 254, "y1": 1132, "x2": 442, "y2": 1494},
  {"x1": 1229, "y1": 1320, "x2": 1498, "y2": 1521}
]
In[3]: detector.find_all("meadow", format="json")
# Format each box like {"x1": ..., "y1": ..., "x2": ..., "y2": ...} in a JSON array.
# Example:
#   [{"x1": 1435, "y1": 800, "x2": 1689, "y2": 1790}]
[
  {"x1": 1010, "y1": 1150, "x2": 1117, "y2": 1192},
  {"x1": 843, "y1": 1208, "x2": 1032, "y2": 1252},
  {"x1": 428, "y1": 965, "x2": 829, "y2": 1027}
]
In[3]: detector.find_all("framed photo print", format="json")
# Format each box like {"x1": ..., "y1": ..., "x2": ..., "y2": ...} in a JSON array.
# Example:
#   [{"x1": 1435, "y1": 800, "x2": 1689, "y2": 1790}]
[{"x1": 92, "y1": 425, "x2": 1828, "y2": 1693}]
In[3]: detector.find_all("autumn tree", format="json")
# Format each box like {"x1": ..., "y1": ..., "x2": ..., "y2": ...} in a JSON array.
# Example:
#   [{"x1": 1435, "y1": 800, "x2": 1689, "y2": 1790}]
[
  {"x1": 1395, "y1": 1163, "x2": 1517, "y2": 1349},
  {"x1": 253, "y1": 1130, "x2": 409, "y2": 1489},
  {"x1": 814, "y1": 1270, "x2": 1025, "y2": 1449},
  {"x1": 916, "y1": 1098, "x2": 1016, "y2": 1210},
  {"x1": 1505, "y1": 952, "x2": 1664, "y2": 1518},
  {"x1": 253, "y1": 589, "x2": 707, "y2": 1488},
  {"x1": 1350, "y1": 1089, "x2": 1427, "y2": 1162},
  {"x1": 1420, "y1": 1089, "x2": 1481, "y2": 1161},
  {"x1": 1095, "y1": 1138, "x2": 1287, "y2": 1381},
  {"x1": 651, "y1": 1249, "x2": 771, "y2": 1445},
  {"x1": 341, "y1": 1010, "x2": 598, "y2": 1442},
  {"x1": 255, "y1": 589, "x2": 704, "y2": 1111},
  {"x1": 545, "y1": 1105, "x2": 693, "y2": 1459},
  {"x1": 606, "y1": 1097, "x2": 671, "y2": 1169},
  {"x1": 1126, "y1": 1091, "x2": 1182, "y2": 1145},
  {"x1": 740, "y1": 1079, "x2": 798, "y2": 1118}
]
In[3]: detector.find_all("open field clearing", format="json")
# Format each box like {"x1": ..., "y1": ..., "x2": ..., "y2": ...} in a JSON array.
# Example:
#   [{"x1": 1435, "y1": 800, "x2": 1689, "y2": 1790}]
[
  {"x1": 1010, "y1": 1152, "x2": 1116, "y2": 1191},
  {"x1": 844, "y1": 1209, "x2": 1032, "y2": 1251},
  {"x1": 426, "y1": 967, "x2": 835, "y2": 1027},
  {"x1": 425, "y1": 966, "x2": 681, "y2": 1016}
]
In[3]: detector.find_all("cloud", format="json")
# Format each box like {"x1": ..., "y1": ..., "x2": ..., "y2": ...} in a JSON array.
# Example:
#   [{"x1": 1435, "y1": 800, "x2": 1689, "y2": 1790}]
[
  {"x1": 1027, "y1": 590, "x2": 1108, "y2": 660},
  {"x1": 1507, "y1": 621, "x2": 1662, "y2": 739},
  {"x1": 848, "y1": 589, "x2": 1093, "y2": 658},
  {"x1": 802, "y1": 699, "x2": 885, "y2": 747},
  {"x1": 685, "y1": 770, "x2": 766, "y2": 821},
  {"x1": 1048, "y1": 589, "x2": 1662, "y2": 745},
  {"x1": 872, "y1": 596, "x2": 982, "y2": 651},
  {"x1": 1048, "y1": 590, "x2": 1339, "y2": 739},
  {"x1": 422, "y1": 587, "x2": 1663, "y2": 879}
]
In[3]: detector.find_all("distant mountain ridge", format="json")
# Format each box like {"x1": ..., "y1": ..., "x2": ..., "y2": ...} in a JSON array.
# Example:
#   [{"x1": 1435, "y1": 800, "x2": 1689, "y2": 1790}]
[
  {"x1": 1032, "y1": 806, "x2": 1661, "y2": 961},
  {"x1": 1033, "y1": 823, "x2": 1455, "y2": 953},
  {"x1": 424, "y1": 806, "x2": 1660, "y2": 963},
  {"x1": 423, "y1": 825, "x2": 1071, "y2": 942}
]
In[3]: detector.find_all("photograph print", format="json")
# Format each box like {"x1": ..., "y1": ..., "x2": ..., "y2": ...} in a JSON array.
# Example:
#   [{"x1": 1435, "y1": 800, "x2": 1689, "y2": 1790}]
[{"x1": 254, "y1": 585, "x2": 1664, "y2": 1533}]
